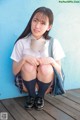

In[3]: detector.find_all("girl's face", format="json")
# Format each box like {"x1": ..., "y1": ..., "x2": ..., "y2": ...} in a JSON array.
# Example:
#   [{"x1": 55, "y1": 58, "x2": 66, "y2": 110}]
[{"x1": 31, "y1": 12, "x2": 52, "y2": 39}]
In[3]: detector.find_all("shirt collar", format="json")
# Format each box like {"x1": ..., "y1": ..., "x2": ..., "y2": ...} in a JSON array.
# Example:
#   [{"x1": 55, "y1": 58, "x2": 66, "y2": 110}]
[{"x1": 30, "y1": 34, "x2": 45, "y2": 42}]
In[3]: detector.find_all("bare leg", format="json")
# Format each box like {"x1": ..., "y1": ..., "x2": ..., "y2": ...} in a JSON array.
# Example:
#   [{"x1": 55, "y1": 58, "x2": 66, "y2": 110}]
[
  {"x1": 37, "y1": 64, "x2": 54, "y2": 83},
  {"x1": 34, "y1": 64, "x2": 54, "y2": 110},
  {"x1": 21, "y1": 62, "x2": 37, "y2": 97},
  {"x1": 21, "y1": 62, "x2": 37, "y2": 81},
  {"x1": 36, "y1": 64, "x2": 54, "y2": 97}
]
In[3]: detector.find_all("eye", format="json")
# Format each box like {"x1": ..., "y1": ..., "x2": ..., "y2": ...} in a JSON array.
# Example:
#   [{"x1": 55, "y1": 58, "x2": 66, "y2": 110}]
[
  {"x1": 41, "y1": 22, "x2": 46, "y2": 25},
  {"x1": 33, "y1": 18, "x2": 38, "y2": 22},
  {"x1": 33, "y1": 19, "x2": 36, "y2": 22}
]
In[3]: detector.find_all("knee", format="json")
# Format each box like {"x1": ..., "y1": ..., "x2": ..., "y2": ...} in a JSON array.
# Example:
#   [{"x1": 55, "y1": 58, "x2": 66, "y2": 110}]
[
  {"x1": 38, "y1": 65, "x2": 53, "y2": 75},
  {"x1": 22, "y1": 63, "x2": 36, "y2": 73}
]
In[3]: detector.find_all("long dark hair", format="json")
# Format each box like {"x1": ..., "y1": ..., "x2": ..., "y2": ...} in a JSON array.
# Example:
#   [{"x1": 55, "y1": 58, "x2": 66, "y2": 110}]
[{"x1": 16, "y1": 7, "x2": 54, "y2": 42}]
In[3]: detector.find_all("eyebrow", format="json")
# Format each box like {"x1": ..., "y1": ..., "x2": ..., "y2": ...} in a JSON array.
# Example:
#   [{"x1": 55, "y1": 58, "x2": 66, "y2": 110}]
[{"x1": 33, "y1": 17, "x2": 47, "y2": 23}]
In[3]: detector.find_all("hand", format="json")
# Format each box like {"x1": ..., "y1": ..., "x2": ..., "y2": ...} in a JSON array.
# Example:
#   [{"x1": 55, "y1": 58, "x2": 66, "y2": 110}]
[
  {"x1": 37, "y1": 57, "x2": 54, "y2": 65},
  {"x1": 22, "y1": 55, "x2": 39, "y2": 66}
]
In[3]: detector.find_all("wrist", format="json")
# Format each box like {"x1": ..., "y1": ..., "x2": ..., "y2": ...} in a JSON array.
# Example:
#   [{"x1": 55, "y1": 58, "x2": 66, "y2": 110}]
[
  {"x1": 51, "y1": 58, "x2": 55, "y2": 65},
  {"x1": 21, "y1": 58, "x2": 25, "y2": 65}
]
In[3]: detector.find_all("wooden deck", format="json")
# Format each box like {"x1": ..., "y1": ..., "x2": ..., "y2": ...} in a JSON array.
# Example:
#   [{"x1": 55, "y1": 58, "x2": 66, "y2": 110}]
[{"x1": 0, "y1": 89, "x2": 80, "y2": 120}]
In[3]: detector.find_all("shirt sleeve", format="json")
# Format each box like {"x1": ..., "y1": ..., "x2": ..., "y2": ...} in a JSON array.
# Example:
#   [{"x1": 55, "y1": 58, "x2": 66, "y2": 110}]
[
  {"x1": 10, "y1": 40, "x2": 23, "y2": 62},
  {"x1": 53, "y1": 39, "x2": 65, "y2": 60}
]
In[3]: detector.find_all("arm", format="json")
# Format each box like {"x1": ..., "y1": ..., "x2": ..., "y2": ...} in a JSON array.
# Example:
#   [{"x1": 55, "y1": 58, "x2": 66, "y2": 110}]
[
  {"x1": 37, "y1": 57, "x2": 61, "y2": 74},
  {"x1": 51, "y1": 59, "x2": 61, "y2": 74},
  {"x1": 13, "y1": 55, "x2": 39, "y2": 75},
  {"x1": 13, "y1": 59, "x2": 25, "y2": 75}
]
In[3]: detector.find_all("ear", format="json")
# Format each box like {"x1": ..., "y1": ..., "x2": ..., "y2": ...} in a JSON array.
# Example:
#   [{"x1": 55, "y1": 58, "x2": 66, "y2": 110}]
[{"x1": 47, "y1": 25, "x2": 52, "y2": 31}]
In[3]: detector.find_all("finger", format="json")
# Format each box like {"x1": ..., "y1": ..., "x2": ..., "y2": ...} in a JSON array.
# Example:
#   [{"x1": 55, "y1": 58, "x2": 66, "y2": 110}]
[
  {"x1": 36, "y1": 61, "x2": 39, "y2": 65},
  {"x1": 37, "y1": 59, "x2": 41, "y2": 64}
]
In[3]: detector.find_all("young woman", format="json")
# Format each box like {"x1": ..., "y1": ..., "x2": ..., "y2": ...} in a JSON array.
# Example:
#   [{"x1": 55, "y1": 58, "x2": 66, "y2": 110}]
[{"x1": 11, "y1": 7, "x2": 65, "y2": 110}]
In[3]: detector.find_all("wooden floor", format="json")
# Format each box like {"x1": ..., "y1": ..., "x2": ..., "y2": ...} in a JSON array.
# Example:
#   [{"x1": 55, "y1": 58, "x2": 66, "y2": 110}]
[{"x1": 0, "y1": 89, "x2": 80, "y2": 120}]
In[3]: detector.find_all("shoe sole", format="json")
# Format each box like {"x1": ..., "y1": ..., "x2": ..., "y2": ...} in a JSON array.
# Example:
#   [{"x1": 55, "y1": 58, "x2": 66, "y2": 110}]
[
  {"x1": 24, "y1": 105, "x2": 34, "y2": 110},
  {"x1": 34, "y1": 106, "x2": 44, "y2": 111}
]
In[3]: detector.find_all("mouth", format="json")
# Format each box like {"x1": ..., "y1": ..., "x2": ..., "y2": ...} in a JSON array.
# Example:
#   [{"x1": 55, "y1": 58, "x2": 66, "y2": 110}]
[{"x1": 33, "y1": 29, "x2": 40, "y2": 33}]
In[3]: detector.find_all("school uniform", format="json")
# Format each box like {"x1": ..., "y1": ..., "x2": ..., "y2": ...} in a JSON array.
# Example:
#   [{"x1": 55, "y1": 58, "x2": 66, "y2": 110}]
[
  {"x1": 11, "y1": 34, "x2": 65, "y2": 110},
  {"x1": 11, "y1": 34, "x2": 65, "y2": 62}
]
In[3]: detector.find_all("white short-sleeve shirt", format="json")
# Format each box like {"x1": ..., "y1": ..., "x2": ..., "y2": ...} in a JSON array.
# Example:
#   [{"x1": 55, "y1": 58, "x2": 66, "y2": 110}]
[{"x1": 11, "y1": 34, "x2": 65, "y2": 62}]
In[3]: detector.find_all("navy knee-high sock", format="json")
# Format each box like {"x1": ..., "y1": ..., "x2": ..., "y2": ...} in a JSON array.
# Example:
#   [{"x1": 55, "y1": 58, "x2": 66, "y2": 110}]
[
  {"x1": 23, "y1": 78, "x2": 36, "y2": 97},
  {"x1": 37, "y1": 80, "x2": 51, "y2": 98}
]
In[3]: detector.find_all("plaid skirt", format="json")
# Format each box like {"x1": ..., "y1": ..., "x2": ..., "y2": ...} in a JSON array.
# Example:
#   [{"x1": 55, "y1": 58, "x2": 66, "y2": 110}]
[
  {"x1": 15, "y1": 73, "x2": 54, "y2": 94},
  {"x1": 15, "y1": 68, "x2": 65, "y2": 95},
  {"x1": 15, "y1": 73, "x2": 24, "y2": 93}
]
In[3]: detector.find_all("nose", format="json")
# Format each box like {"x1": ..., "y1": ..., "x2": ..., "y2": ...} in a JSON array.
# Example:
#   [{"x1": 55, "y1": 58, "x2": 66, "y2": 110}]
[{"x1": 35, "y1": 22, "x2": 41, "y2": 29}]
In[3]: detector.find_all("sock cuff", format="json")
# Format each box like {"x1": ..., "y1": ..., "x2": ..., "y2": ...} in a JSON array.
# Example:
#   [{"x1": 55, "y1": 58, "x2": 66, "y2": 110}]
[
  {"x1": 37, "y1": 79, "x2": 51, "y2": 85},
  {"x1": 23, "y1": 78, "x2": 36, "y2": 83},
  {"x1": 36, "y1": 79, "x2": 51, "y2": 98},
  {"x1": 23, "y1": 78, "x2": 37, "y2": 97}
]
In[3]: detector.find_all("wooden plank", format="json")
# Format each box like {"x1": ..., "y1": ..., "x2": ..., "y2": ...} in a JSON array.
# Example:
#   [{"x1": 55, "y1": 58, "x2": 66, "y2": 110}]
[
  {"x1": 63, "y1": 91, "x2": 80, "y2": 104},
  {"x1": 1, "y1": 99, "x2": 35, "y2": 120},
  {"x1": 55, "y1": 95, "x2": 80, "y2": 111},
  {"x1": 29, "y1": 108, "x2": 55, "y2": 120},
  {"x1": 15, "y1": 97, "x2": 55, "y2": 120},
  {"x1": 0, "y1": 89, "x2": 80, "y2": 120},
  {"x1": 74, "y1": 89, "x2": 80, "y2": 93},
  {"x1": 44, "y1": 100, "x2": 74, "y2": 120},
  {"x1": 67, "y1": 90, "x2": 80, "y2": 98},
  {"x1": 45, "y1": 94, "x2": 80, "y2": 120},
  {"x1": 68, "y1": 89, "x2": 80, "y2": 94},
  {"x1": 0, "y1": 102, "x2": 14, "y2": 120}
]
